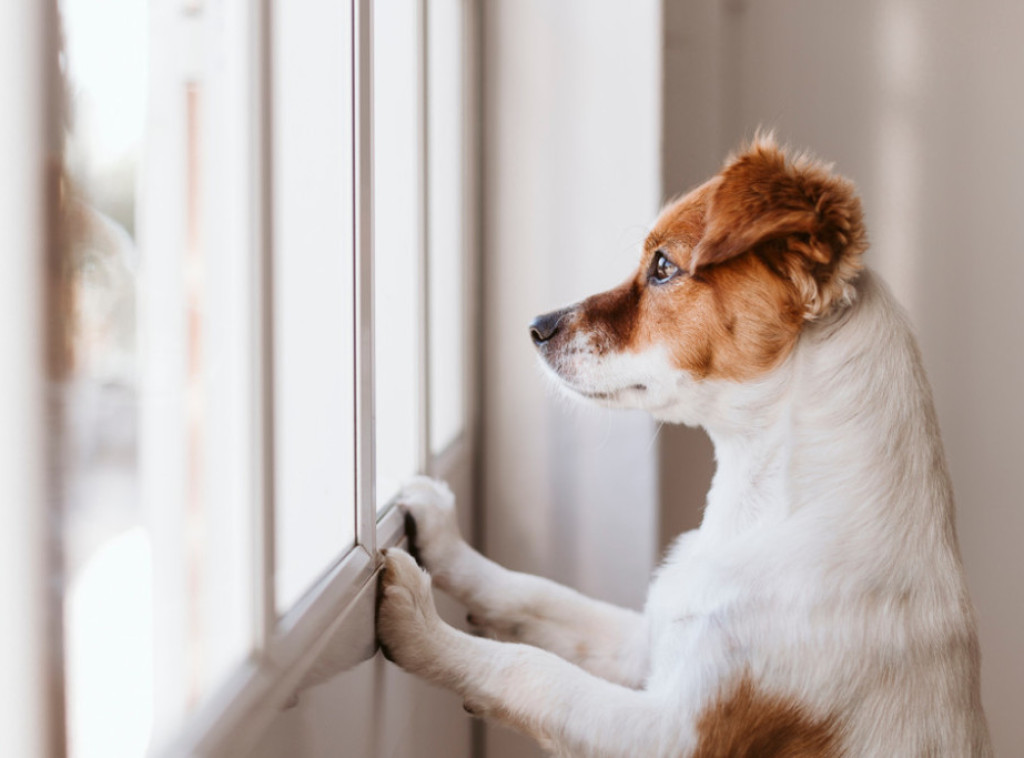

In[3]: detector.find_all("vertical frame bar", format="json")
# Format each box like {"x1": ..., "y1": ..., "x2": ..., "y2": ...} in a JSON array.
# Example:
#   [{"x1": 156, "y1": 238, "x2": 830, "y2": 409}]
[
  {"x1": 0, "y1": 0, "x2": 61, "y2": 755},
  {"x1": 418, "y1": 0, "x2": 433, "y2": 474},
  {"x1": 43, "y1": 0, "x2": 68, "y2": 748},
  {"x1": 463, "y1": 0, "x2": 483, "y2": 466},
  {"x1": 140, "y1": 0, "x2": 196, "y2": 736},
  {"x1": 463, "y1": 2, "x2": 485, "y2": 754},
  {"x1": 354, "y1": 0, "x2": 377, "y2": 556},
  {"x1": 183, "y1": 80, "x2": 207, "y2": 705},
  {"x1": 253, "y1": 0, "x2": 277, "y2": 649}
]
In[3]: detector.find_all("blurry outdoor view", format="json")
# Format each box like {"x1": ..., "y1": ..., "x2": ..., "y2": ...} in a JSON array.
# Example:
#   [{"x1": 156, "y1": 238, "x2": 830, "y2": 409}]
[{"x1": 59, "y1": 0, "x2": 151, "y2": 756}]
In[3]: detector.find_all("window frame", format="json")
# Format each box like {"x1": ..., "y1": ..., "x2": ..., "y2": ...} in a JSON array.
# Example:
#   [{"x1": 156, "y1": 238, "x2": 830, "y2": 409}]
[
  {"x1": 154, "y1": 0, "x2": 479, "y2": 754},
  {"x1": 8, "y1": 0, "x2": 481, "y2": 750},
  {"x1": 0, "y1": 1, "x2": 63, "y2": 755}
]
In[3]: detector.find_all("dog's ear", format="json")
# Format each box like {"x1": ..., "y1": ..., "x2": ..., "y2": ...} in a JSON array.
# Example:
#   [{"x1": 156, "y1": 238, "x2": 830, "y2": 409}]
[{"x1": 691, "y1": 135, "x2": 867, "y2": 319}]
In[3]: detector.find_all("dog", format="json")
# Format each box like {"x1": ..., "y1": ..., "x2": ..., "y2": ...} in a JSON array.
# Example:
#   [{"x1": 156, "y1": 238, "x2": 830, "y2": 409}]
[{"x1": 376, "y1": 136, "x2": 993, "y2": 757}]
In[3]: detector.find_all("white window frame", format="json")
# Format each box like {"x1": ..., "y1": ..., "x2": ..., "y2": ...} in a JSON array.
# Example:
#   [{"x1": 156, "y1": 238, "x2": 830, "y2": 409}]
[
  {"x1": 152, "y1": 0, "x2": 480, "y2": 754},
  {"x1": 3, "y1": 0, "x2": 478, "y2": 754}
]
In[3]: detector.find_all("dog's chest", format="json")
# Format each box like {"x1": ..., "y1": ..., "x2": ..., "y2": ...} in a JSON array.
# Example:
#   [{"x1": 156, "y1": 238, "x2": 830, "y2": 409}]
[{"x1": 644, "y1": 536, "x2": 758, "y2": 690}]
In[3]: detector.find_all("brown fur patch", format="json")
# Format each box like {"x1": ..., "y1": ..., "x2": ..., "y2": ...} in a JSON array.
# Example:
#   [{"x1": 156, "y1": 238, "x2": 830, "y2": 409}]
[
  {"x1": 577, "y1": 278, "x2": 643, "y2": 354},
  {"x1": 570, "y1": 137, "x2": 867, "y2": 381},
  {"x1": 691, "y1": 135, "x2": 867, "y2": 319},
  {"x1": 577, "y1": 243, "x2": 804, "y2": 381},
  {"x1": 694, "y1": 675, "x2": 842, "y2": 758}
]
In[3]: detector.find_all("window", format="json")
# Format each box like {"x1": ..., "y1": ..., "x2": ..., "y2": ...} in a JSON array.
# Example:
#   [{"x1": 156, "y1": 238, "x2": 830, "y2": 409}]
[
  {"x1": 426, "y1": 0, "x2": 468, "y2": 455},
  {"x1": 9, "y1": 0, "x2": 479, "y2": 755},
  {"x1": 374, "y1": 0, "x2": 424, "y2": 507},
  {"x1": 271, "y1": 0, "x2": 358, "y2": 614}
]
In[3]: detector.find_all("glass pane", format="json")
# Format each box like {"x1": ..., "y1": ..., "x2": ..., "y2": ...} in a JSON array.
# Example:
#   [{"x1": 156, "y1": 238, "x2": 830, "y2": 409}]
[
  {"x1": 272, "y1": 0, "x2": 357, "y2": 612},
  {"x1": 60, "y1": 0, "x2": 255, "y2": 751},
  {"x1": 427, "y1": 0, "x2": 466, "y2": 454},
  {"x1": 373, "y1": 0, "x2": 422, "y2": 509}
]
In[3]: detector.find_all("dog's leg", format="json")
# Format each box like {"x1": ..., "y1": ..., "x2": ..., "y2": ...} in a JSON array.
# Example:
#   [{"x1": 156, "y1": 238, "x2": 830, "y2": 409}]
[
  {"x1": 396, "y1": 477, "x2": 649, "y2": 688},
  {"x1": 377, "y1": 549, "x2": 681, "y2": 758}
]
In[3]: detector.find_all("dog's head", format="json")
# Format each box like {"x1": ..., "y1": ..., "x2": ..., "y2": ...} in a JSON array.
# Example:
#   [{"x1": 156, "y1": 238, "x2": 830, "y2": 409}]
[{"x1": 530, "y1": 136, "x2": 867, "y2": 422}]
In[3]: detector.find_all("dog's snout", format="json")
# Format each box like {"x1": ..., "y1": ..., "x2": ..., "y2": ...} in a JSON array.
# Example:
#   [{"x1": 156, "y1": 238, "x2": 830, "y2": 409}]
[{"x1": 529, "y1": 308, "x2": 570, "y2": 345}]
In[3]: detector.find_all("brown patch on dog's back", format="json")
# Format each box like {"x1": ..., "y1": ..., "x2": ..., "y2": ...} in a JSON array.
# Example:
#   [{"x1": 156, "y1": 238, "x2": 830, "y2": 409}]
[{"x1": 694, "y1": 674, "x2": 842, "y2": 758}]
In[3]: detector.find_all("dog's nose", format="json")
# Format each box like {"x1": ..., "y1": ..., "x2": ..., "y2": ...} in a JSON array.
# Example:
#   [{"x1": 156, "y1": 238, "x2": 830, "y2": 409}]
[{"x1": 529, "y1": 308, "x2": 569, "y2": 345}]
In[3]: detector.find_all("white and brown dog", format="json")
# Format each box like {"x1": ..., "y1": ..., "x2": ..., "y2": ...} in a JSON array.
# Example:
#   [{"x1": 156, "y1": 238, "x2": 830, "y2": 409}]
[{"x1": 376, "y1": 137, "x2": 993, "y2": 757}]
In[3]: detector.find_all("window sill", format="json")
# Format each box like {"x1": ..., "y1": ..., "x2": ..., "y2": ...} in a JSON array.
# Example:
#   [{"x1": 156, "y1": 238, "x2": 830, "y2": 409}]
[
  {"x1": 161, "y1": 504, "x2": 407, "y2": 758},
  {"x1": 161, "y1": 433, "x2": 471, "y2": 756}
]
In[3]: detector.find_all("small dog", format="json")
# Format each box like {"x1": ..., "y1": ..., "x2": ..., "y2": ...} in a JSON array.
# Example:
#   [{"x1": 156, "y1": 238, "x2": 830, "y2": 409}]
[{"x1": 376, "y1": 136, "x2": 993, "y2": 757}]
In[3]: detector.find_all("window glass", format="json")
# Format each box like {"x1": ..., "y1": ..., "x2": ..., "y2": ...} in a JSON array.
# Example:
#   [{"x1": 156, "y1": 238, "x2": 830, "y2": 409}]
[
  {"x1": 427, "y1": 0, "x2": 467, "y2": 454},
  {"x1": 61, "y1": 0, "x2": 256, "y2": 752},
  {"x1": 271, "y1": 0, "x2": 357, "y2": 612},
  {"x1": 54, "y1": 0, "x2": 474, "y2": 752},
  {"x1": 373, "y1": 0, "x2": 423, "y2": 508}
]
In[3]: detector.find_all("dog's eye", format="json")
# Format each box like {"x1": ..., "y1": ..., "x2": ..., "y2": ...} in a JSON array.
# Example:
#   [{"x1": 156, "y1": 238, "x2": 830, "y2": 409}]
[{"x1": 650, "y1": 251, "x2": 680, "y2": 284}]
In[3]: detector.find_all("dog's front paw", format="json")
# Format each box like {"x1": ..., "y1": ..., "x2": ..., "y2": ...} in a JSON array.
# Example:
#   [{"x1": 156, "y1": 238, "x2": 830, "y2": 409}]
[
  {"x1": 397, "y1": 476, "x2": 463, "y2": 573},
  {"x1": 376, "y1": 548, "x2": 447, "y2": 675}
]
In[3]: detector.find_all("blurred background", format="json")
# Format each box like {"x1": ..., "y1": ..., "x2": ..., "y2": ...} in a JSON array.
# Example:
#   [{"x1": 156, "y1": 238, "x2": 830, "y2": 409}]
[{"x1": 1, "y1": 0, "x2": 1021, "y2": 756}]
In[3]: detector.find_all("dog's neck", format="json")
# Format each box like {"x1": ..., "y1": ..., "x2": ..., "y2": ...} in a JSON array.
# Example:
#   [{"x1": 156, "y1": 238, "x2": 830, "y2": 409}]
[{"x1": 696, "y1": 270, "x2": 956, "y2": 546}]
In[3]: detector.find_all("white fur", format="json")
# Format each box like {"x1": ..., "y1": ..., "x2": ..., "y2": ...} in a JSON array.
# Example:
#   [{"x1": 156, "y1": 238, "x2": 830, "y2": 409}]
[{"x1": 376, "y1": 269, "x2": 993, "y2": 757}]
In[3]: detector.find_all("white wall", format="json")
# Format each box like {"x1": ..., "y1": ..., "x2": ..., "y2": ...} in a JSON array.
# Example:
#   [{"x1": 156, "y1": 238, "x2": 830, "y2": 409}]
[
  {"x1": 662, "y1": 1, "x2": 1024, "y2": 753},
  {"x1": 479, "y1": 1, "x2": 662, "y2": 756}
]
